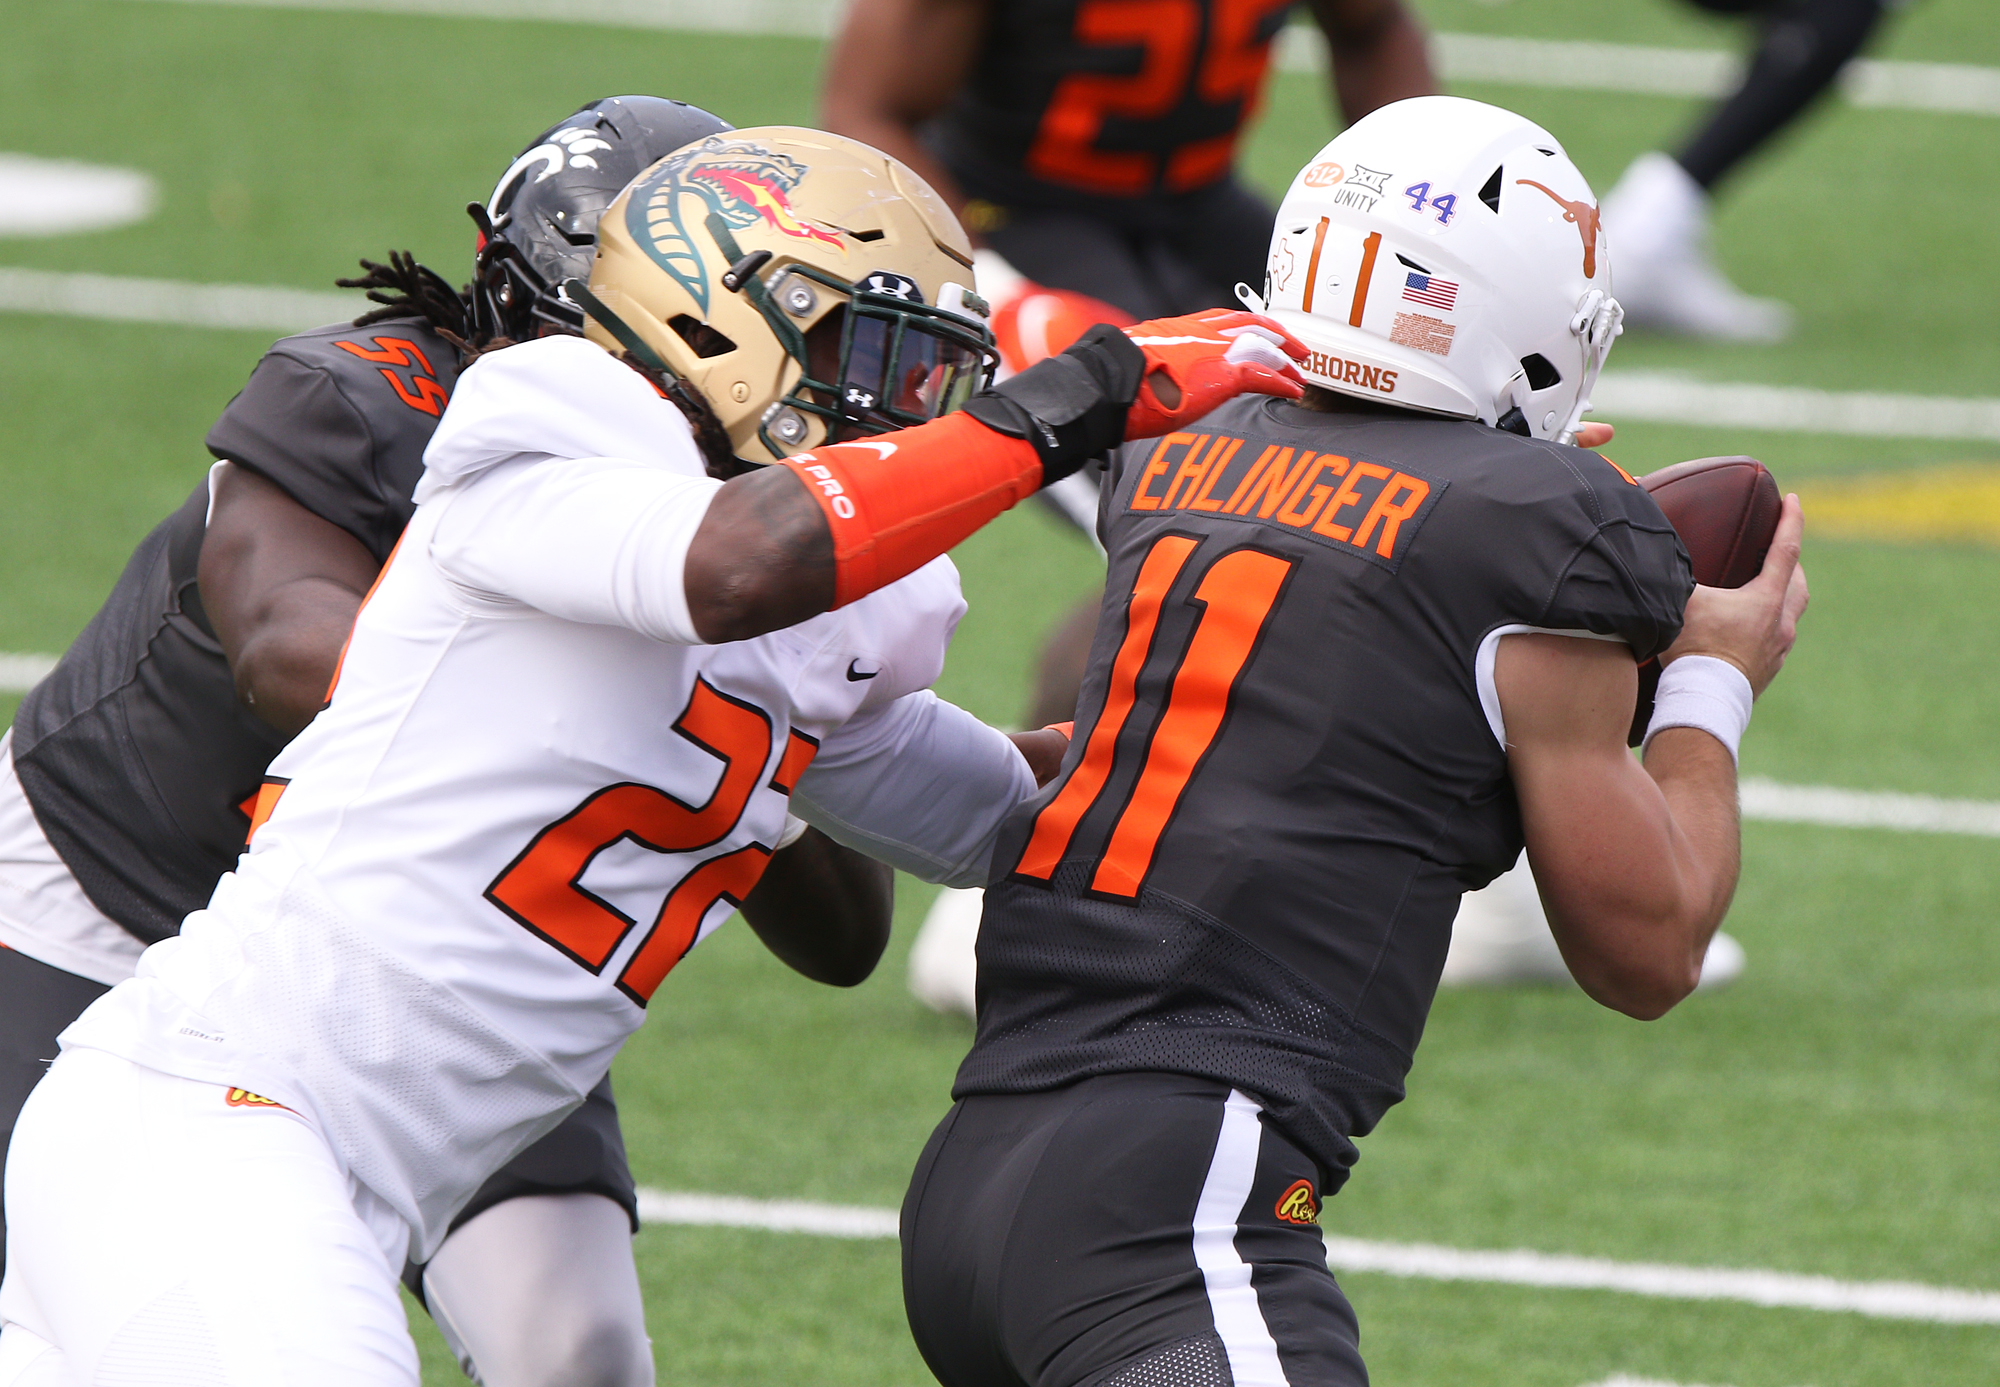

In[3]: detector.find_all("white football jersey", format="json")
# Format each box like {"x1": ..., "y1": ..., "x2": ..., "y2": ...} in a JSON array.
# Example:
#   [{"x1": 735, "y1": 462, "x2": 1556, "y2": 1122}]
[{"x1": 62, "y1": 336, "x2": 1034, "y2": 1258}]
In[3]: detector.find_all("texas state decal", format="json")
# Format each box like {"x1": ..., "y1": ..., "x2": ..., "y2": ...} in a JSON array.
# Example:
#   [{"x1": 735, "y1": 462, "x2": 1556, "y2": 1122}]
[
  {"x1": 1275, "y1": 1178, "x2": 1321, "y2": 1225},
  {"x1": 627, "y1": 137, "x2": 844, "y2": 313}
]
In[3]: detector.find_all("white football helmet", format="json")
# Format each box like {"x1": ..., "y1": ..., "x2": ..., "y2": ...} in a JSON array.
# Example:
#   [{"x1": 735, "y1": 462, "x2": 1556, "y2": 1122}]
[{"x1": 1249, "y1": 96, "x2": 1622, "y2": 444}]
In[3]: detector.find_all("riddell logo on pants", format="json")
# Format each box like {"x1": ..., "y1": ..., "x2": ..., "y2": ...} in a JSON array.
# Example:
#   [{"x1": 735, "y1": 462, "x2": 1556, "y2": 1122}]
[{"x1": 1275, "y1": 1178, "x2": 1320, "y2": 1224}]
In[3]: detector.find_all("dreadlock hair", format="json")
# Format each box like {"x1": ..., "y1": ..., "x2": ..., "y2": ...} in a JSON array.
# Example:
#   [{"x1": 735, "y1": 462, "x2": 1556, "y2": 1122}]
[
  {"x1": 614, "y1": 352, "x2": 755, "y2": 480},
  {"x1": 337, "y1": 251, "x2": 480, "y2": 351}
]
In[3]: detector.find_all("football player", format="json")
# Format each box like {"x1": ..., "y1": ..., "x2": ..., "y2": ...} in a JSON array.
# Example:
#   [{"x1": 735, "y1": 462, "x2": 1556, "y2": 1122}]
[
  {"x1": 899, "y1": 96, "x2": 1809, "y2": 1387},
  {"x1": 1602, "y1": 0, "x2": 1894, "y2": 342},
  {"x1": 821, "y1": 0, "x2": 1434, "y2": 324},
  {"x1": 0, "y1": 126, "x2": 1306, "y2": 1384},
  {"x1": 0, "y1": 97, "x2": 898, "y2": 1387}
]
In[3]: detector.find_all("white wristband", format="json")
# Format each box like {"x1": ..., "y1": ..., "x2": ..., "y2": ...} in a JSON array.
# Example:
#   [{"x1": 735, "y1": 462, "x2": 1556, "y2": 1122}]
[
  {"x1": 1643, "y1": 655, "x2": 1754, "y2": 763},
  {"x1": 776, "y1": 814, "x2": 809, "y2": 850}
]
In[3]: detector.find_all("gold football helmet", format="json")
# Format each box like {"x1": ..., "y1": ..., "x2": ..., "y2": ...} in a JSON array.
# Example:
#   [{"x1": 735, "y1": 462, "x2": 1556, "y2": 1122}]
[{"x1": 580, "y1": 126, "x2": 996, "y2": 465}]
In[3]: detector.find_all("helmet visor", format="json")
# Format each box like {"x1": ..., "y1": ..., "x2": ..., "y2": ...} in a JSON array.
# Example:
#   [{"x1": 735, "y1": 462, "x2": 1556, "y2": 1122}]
[{"x1": 837, "y1": 301, "x2": 990, "y2": 433}]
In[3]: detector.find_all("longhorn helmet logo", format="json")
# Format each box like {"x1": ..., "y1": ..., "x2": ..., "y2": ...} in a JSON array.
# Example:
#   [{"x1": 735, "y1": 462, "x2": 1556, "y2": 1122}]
[
  {"x1": 628, "y1": 139, "x2": 845, "y2": 314},
  {"x1": 1516, "y1": 178, "x2": 1602, "y2": 279}
]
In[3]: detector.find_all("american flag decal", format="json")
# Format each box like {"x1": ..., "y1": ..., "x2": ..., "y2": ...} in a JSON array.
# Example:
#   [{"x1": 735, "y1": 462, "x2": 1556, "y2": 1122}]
[{"x1": 1401, "y1": 272, "x2": 1458, "y2": 311}]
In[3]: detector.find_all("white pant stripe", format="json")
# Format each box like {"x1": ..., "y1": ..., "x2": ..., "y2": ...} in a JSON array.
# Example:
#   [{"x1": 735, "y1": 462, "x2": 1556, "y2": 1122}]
[{"x1": 1190, "y1": 1088, "x2": 1290, "y2": 1387}]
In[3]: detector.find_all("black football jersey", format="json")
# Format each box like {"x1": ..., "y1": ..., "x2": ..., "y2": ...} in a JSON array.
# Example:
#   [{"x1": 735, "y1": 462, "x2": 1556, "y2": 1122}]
[
  {"x1": 930, "y1": 0, "x2": 1298, "y2": 219},
  {"x1": 957, "y1": 394, "x2": 1693, "y2": 1188},
  {"x1": 10, "y1": 317, "x2": 458, "y2": 944}
]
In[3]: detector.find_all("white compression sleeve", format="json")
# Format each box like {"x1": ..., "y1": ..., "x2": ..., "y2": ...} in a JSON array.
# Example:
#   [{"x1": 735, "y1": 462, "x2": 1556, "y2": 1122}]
[
  {"x1": 791, "y1": 692, "x2": 1036, "y2": 888},
  {"x1": 1643, "y1": 654, "x2": 1754, "y2": 763},
  {"x1": 428, "y1": 455, "x2": 720, "y2": 645},
  {"x1": 422, "y1": 1192, "x2": 652, "y2": 1387}
]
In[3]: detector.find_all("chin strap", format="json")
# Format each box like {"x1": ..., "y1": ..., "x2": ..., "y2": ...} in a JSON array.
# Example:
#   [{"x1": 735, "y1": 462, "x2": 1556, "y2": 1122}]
[{"x1": 1555, "y1": 289, "x2": 1624, "y2": 447}]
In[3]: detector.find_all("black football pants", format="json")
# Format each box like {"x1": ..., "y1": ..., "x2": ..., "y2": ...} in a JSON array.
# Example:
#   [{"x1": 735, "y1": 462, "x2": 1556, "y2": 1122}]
[
  {"x1": 902, "y1": 1072, "x2": 1367, "y2": 1387},
  {"x1": 1676, "y1": 0, "x2": 1892, "y2": 190},
  {"x1": 0, "y1": 946, "x2": 110, "y2": 1280}
]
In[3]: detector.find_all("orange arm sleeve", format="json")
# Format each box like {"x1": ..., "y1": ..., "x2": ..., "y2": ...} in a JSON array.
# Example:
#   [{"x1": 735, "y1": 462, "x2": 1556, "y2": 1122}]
[{"x1": 780, "y1": 411, "x2": 1045, "y2": 608}]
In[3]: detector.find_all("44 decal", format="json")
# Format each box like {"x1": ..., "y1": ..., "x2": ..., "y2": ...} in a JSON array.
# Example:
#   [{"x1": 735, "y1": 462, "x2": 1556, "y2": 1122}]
[{"x1": 1402, "y1": 181, "x2": 1458, "y2": 226}]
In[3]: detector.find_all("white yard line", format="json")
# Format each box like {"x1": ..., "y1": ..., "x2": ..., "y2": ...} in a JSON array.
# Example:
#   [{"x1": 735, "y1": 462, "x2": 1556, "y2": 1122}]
[
  {"x1": 7, "y1": 269, "x2": 2000, "y2": 443},
  {"x1": 1741, "y1": 778, "x2": 2000, "y2": 837},
  {"x1": 125, "y1": 0, "x2": 2000, "y2": 118},
  {"x1": 128, "y1": 0, "x2": 844, "y2": 36},
  {"x1": 0, "y1": 267, "x2": 354, "y2": 334},
  {"x1": 0, "y1": 654, "x2": 57, "y2": 694},
  {"x1": 1593, "y1": 372, "x2": 2000, "y2": 444},
  {"x1": 1287, "y1": 30, "x2": 2000, "y2": 120},
  {"x1": 638, "y1": 1189, "x2": 900, "y2": 1238},
  {"x1": 637, "y1": 1188, "x2": 2000, "y2": 1325}
]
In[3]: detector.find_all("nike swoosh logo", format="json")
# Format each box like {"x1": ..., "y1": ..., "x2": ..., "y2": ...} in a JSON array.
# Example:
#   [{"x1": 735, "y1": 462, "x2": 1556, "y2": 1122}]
[{"x1": 846, "y1": 660, "x2": 879, "y2": 682}]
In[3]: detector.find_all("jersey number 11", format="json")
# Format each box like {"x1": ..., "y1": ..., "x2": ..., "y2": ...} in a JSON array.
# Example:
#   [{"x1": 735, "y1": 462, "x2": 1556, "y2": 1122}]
[{"x1": 1015, "y1": 536, "x2": 1293, "y2": 897}]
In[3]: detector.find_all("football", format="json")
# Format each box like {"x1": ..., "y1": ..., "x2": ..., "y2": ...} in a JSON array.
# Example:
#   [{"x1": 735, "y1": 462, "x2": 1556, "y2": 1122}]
[{"x1": 1627, "y1": 455, "x2": 1783, "y2": 744}]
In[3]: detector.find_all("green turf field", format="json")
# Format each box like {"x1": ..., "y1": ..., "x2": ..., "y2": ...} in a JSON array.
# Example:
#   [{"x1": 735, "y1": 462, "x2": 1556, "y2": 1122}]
[{"x1": 5, "y1": 0, "x2": 2000, "y2": 1381}]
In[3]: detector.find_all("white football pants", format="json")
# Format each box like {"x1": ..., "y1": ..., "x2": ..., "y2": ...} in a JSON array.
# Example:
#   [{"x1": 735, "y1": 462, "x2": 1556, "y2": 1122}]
[{"x1": 0, "y1": 1046, "x2": 420, "y2": 1386}]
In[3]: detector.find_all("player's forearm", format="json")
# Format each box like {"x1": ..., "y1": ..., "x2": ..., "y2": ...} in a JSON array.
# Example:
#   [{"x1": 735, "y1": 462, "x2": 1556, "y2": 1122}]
[
  {"x1": 684, "y1": 315, "x2": 1303, "y2": 643},
  {"x1": 819, "y1": 0, "x2": 984, "y2": 218},
  {"x1": 1529, "y1": 737, "x2": 1736, "y2": 1018},
  {"x1": 1318, "y1": 0, "x2": 1438, "y2": 123},
  {"x1": 740, "y1": 827, "x2": 895, "y2": 987},
  {"x1": 1641, "y1": 725, "x2": 1743, "y2": 947}
]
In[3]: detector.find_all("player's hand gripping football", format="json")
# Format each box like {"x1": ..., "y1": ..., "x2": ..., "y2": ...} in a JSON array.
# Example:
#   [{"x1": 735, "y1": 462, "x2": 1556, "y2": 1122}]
[
  {"x1": 1660, "y1": 492, "x2": 1809, "y2": 697},
  {"x1": 1121, "y1": 309, "x2": 1308, "y2": 438}
]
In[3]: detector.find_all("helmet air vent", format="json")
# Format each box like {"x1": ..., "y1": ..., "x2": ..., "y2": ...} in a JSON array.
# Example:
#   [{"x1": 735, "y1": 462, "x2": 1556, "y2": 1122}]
[
  {"x1": 846, "y1": 227, "x2": 887, "y2": 242},
  {"x1": 1395, "y1": 253, "x2": 1432, "y2": 274},
  {"x1": 1520, "y1": 353, "x2": 1562, "y2": 390},
  {"x1": 670, "y1": 315, "x2": 737, "y2": 359},
  {"x1": 1479, "y1": 166, "x2": 1503, "y2": 213}
]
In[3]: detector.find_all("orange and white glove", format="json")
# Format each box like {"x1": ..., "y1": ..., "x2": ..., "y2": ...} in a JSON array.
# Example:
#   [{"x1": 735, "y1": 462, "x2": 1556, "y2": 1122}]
[{"x1": 1121, "y1": 309, "x2": 1308, "y2": 439}]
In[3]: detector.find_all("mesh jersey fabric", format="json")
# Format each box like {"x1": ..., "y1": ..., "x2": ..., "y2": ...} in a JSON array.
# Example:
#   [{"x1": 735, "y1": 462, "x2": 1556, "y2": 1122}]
[
  {"x1": 8, "y1": 317, "x2": 459, "y2": 944},
  {"x1": 959, "y1": 394, "x2": 1692, "y2": 1187},
  {"x1": 927, "y1": 0, "x2": 1296, "y2": 219}
]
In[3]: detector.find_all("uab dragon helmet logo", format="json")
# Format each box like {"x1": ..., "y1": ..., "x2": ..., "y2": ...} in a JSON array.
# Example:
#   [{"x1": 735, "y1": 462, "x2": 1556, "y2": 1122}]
[{"x1": 627, "y1": 138, "x2": 844, "y2": 313}]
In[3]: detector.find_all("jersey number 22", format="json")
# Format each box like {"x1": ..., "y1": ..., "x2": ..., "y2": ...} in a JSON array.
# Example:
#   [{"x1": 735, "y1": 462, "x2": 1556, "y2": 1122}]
[{"x1": 485, "y1": 679, "x2": 816, "y2": 1005}]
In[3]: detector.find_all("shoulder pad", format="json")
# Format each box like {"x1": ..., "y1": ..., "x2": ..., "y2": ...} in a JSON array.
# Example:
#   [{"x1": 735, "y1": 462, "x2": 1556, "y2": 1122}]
[{"x1": 205, "y1": 317, "x2": 465, "y2": 561}]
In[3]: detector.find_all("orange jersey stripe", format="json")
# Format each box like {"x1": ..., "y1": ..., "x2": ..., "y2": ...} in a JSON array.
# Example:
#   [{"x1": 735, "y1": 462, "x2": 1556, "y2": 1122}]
[
  {"x1": 1014, "y1": 535, "x2": 1198, "y2": 880},
  {"x1": 1091, "y1": 547, "x2": 1292, "y2": 897}
]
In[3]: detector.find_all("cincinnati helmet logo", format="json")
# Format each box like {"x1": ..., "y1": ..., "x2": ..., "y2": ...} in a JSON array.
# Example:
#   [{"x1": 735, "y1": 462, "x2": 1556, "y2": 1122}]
[
  {"x1": 1274, "y1": 1178, "x2": 1320, "y2": 1225},
  {"x1": 629, "y1": 139, "x2": 844, "y2": 313},
  {"x1": 488, "y1": 126, "x2": 615, "y2": 217}
]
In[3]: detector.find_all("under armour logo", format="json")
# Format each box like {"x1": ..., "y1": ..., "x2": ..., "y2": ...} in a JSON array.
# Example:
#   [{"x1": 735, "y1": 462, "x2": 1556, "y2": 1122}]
[{"x1": 861, "y1": 271, "x2": 923, "y2": 303}]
